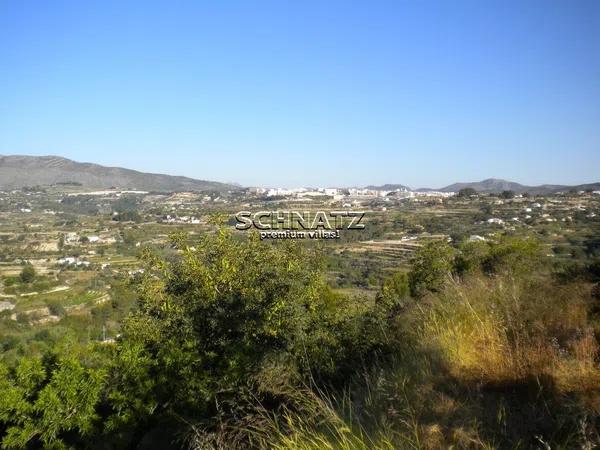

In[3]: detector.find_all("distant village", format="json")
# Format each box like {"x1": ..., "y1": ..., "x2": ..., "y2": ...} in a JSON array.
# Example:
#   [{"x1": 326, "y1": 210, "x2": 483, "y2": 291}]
[
  {"x1": 0, "y1": 180, "x2": 598, "y2": 332},
  {"x1": 245, "y1": 186, "x2": 454, "y2": 200}
]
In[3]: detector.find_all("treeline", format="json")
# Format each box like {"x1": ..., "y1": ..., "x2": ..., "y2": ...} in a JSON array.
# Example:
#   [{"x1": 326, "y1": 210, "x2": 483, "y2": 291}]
[{"x1": 0, "y1": 230, "x2": 599, "y2": 449}]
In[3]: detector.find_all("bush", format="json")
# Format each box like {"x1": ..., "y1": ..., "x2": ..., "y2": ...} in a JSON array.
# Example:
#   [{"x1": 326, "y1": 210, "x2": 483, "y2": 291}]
[
  {"x1": 3, "y1": 276, "x2": 18, "y2": 287},
  {"x1": 408, "y1": 241, "x2": 454, "y2": 297},
  {"x1": 0, "y1": 233, "x2": 596, "y2": 449},
  {"x1": 457, "y1": 188, "x2": 477, "y2": 197},
  {"x1": 19, "y1": 265, "x2": 36, "y2": 284},
  {"x1": 481, "y1": 236, "x2": 542, "y2": 274},
  {"x1": 47, "y1": 301, "x2": 66, "y2": 317},
  {"x1": 455, "y1": 235, "x2": 543, "y2": 277},
  {"x1": 376, "y1": 271, "x2": 410, "y2": 312},
  {"x1": 108, "y1": 229, "x2": 373, "y2": 437},
  {"x1": 0, "y1": 356, "x2": 106, "y2": 449}
]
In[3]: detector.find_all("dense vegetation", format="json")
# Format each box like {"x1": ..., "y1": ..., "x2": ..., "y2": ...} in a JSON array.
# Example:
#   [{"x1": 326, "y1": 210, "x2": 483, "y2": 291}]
[{"x1": 1, "y1": 227, "x2": 599, "y2": 449}]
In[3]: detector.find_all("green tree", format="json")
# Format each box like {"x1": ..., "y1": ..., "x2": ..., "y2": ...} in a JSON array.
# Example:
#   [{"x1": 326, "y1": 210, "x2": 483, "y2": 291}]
[
  {"x1": 482, "y1": 235, "x2": 542, "y2": 275},
  {"x1": 376, "y1": 272, "x2": 410, "y2": 311},
  {"x1": 457, "y1": 187, "x2": 477, "y2": 198},
  {"x1": 19, "y1": 265, "x2": 36, "y2": 284},
  {"x1": 453, "y1": 236, "x2": 543, "y2": 277},
  {"x1": 0, "y1": 356, "x2": 105, "y2": 449},
  {"x1": 454, "y1": 240, "x2": 490, "y2": 275},
  {"x1": 107, "y1": 229, "x2": 339, "y2": 434},
  {"x1": 408, "y1": 241, "x2": 454, "y2": 297},
  {"x1": 113, "y1": 210, "x2": 142, "y2": 222},
  {"x1": 500, "y1": 190, "x2": 515, "y2": 199}
]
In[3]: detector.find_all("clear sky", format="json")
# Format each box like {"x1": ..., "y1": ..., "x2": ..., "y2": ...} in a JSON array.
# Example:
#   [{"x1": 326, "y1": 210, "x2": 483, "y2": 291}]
[{"x1": 1, "y1": 1, "x2": 598, "y2": 188}]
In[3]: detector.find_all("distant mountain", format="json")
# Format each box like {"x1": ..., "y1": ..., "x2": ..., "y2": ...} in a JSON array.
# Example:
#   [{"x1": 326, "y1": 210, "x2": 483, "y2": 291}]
[
  {"x1": 422, "y1": 178, "x2": 600, "y2": 195},
  {"x1": 573, "y1": 182, "x2": 600, "y2": 192},
  {"x1": 365, "y1": 183, "x2": 410, "y2": 191},
  {"x1": 0, "y1": 155, "x2": 238, "y2": 192},
  {"x1": 436, "y1": 178, "x2": 533, "y2": 194}
]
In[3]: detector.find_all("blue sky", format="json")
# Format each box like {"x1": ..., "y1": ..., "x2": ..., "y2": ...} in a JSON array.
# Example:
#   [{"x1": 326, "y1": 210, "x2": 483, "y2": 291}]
[{"x1": 1, "y1": 1, "x2": 598, "y2": 188}]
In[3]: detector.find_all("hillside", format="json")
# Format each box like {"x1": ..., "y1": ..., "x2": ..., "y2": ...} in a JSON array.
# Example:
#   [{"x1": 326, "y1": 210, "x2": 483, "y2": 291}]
[
  {"x1": 0, "y1": 155, "x2": 237, "y2": 192},
  {"x1": 422, "y1": 178, "x2": 600, "y2": 195},
  {"x1": 364, "y1": 183, "x2": 410, "y2": 191}
]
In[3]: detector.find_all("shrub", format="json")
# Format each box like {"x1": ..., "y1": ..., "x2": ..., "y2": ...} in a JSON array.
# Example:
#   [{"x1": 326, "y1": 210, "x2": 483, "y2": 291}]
[
  {"x1": 457, "y1": 188, "x2": 477, "y2": 198},
  {"x1": 455, "y1": 235, "x2": 544, "y2": 277},
  {"x1": 419, "y1": 274, "x2": 599, "y2": 393},
  {"x1": 408, "y1": 241, "x2": 454, "y2": 297},
  {"x1": 47, "y1": 301, "x2": 66, "y2": 317},
  {"x1": 0, "y1": 356, "x2": 105, "y2": 449},
  {"x1": 376, "y1": 272, "x2": 410, "y2": 312},
  {"x1": 19, "y1": 265, "x2": 36, "y2": 284},
  {"x1": 108, "y1": 229, "x2": 363, "y2": 436}
]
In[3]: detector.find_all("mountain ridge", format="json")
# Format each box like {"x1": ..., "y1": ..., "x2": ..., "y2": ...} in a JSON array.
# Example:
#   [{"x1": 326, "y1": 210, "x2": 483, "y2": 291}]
[
  {"x1": 430, "y1": 178, "x2": 600, "y2": 194},
  {"x1": 364, "y1": 183, "x2": 410, "y2": 191},
  {"x1": 0, "y1": 155, "x2": 237, "y2": 192},
  {"x1": 372, "y1": 177, "x2": 600, "y2": 194},
  {"x1": 2, "y1": 156, "x2": 598, "y2": 194}
]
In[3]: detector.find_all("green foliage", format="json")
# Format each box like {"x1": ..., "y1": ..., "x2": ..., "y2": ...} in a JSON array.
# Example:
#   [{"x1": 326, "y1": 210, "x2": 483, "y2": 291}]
[
  {"x1": 113, "y1": 195, "x2": 141, "y2": 213},
  {"x1": 454, "y1": 235, "x2": 543, "y2": 276},
  {"x1": 0, "y1": 230, "x2": 595, "y2": 448},
  {"x1": 3, "y1": 276, "x2": 18, "y2": 287},
  {"x1": 453, "y1": 239, "x2": 489, "y2": 275},
  {"x1": 480, "y1": 235, "x2": 542, "y2": 274},
  {"x1": 0, "y1": 355, "x2": 105, "y2": 449},
  {"x1": 120, "y1": 229, "x2": 138, "y2": 245},
  {"x1": 457, "y1": 187, "x2": 477, "y2": 197},
  {"x1": 19, "y1": 265, "x2": 36, "y2": 284},
  {"x1": 376, "y1": 272, "x2": 410, "y2": 312},
  {"x1": 47, "y1": 301, "x2": 66, "y2": 317},
  {"x1": 112, "y1": 210, "x2": 142, "y2": 222},
  {"x1": 408, "y1": 241, "x2": 454, "y2": 297},
  {"x1": 108, "y1": 229, "x2": 347, "y2": 433}
]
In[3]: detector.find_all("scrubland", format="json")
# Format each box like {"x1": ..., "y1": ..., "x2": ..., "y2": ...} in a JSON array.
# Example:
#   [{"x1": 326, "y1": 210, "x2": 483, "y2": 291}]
[{"x1": 1, "y1": 227, "x2": 599, "y2": 449}]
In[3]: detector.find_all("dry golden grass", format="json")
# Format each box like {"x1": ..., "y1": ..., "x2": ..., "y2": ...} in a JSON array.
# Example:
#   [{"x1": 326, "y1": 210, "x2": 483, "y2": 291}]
[
  {"x1": 418, "y1": 273, "x2": 600, "y2": 402},
  {"x1": 187, "y1": 270, "x2": 599, "y2": 449}
]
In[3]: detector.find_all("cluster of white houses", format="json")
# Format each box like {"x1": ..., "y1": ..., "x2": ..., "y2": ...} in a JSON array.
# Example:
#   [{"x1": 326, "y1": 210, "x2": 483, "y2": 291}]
[
  {"x1": 63, "y1": 232, "x2": 116, "y2": 245},
  {"x1": 159, "y1": 214, "x2": 201, "y2": 224},
  {"x1": 246, "y1": 186, "x2": 454, "y2": 200}
]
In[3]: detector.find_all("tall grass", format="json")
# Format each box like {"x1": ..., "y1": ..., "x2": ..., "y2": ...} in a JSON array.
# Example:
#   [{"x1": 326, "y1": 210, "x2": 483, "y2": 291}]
[
  {"x1": 253, "y1": 390, "x2": 398, "y2": 450},
  {"x1": 419, "y1": 273, "x2": 600, "y2": 394},
  {"x1": 186, "y1": 271, "x2": 599, "y2": 449}
]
